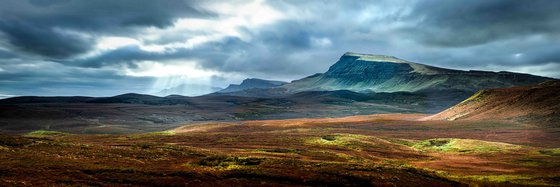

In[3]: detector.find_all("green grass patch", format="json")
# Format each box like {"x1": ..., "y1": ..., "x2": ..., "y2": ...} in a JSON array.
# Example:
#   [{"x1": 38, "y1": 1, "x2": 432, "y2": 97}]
[
  {"x1": 459, "y1": 90, "x2": 486, "y2": 104},
  {"x1": 26, "y1": 130, "x2": 69, "y2": 137},
  {"x1": 512, "y1": 158, "x2": 553, "y2": 167},
  {"x1": 195, "y1": 156, "x2": 264, "y2": 169},
  {"x1": 412, "y1": 138, "x2": 521, "y2": 154},
  {"x1": 539, "y1": 148, "x2": 560, "y2": 156},
  {"x1": 147, "y1": 130, "x2": 176, "y2": 136},
  {"x1": 307, "y1": 134, "x2": 374, "y2": 151},
  {"x1": 380, "y1": 138, "x2": 416, "y2": 147},
  {"x1": 321, "y1": 135, "x2": 336, "y2": 141}
]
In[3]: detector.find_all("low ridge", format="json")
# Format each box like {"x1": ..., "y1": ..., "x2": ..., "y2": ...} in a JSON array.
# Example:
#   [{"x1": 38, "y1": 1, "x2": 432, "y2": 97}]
[{"x1": 218, "y1": 78, "x2": 287, "y2": 93}]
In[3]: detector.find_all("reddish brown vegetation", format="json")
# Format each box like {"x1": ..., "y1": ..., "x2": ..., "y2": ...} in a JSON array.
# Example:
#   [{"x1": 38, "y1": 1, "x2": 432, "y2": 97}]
[
  {"x1": 425, "y1": 80, "x2": 560, "y2": 126},
  {"x1": 1, "y1": 114, "x2": 560, "y2": 186}
]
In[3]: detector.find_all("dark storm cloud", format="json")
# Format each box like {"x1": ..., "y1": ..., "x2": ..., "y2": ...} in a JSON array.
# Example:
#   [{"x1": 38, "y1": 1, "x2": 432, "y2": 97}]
[
  {"x1": 1, "y1": 0, "x2": 560, "y2": 97},
  {"x1": 0, "y1": 59, "x2": 153, "y2": 96},
  {"x1": 72, "y1": 0, "x2": 560, "y2": 78},
  {"x1": 0, "y1": 0, "x2": 211, "y2": 58},
  {"x1": 408, "y1": 0, "x2": 560, "y2": 47},
  {"x1": 0, "y1": 21, "x2": 95, "y2": 59},
  {"x1": 57, "y1": 0, "x2": 560, "y2": 68}
]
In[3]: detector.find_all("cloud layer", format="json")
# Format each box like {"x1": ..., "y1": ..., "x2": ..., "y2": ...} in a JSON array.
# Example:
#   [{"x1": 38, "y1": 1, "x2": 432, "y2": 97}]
[{"x1": 0, "y1": 0, "x2": 559, "y2": 97}]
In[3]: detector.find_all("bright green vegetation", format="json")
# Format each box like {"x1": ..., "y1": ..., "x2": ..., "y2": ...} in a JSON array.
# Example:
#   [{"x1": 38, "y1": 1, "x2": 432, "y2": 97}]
[
  {"x1": 412, "y1": 138, "x2": 521, "y2": 153},
  {"x1": 148, "y1": 130, "x2": 176, "y2": 136},
  {"x1": 539, "y1": 148, "x2": 560, "y2": 156},
  {"x1": 123, "y1": 130, "x2": 177, "y2": 139},
  {"x1": 25, "y1": 130, "x2": 69, "y2": 137},
  {"x1": 307, "y1": 134, "x2": 373, "y2": 150},
  {"x1": 459, "y1": 90, "x2": 486, "y2": 104},
  {"x1": 381, "y1": 137, "x2": 416, "y2": 146}
]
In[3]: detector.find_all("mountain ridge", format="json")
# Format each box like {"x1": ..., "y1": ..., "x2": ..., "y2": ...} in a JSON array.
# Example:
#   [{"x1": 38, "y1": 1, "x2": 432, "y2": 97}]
[{"x1": 279, "y1": 52, "x2": 553, "y2": 94}]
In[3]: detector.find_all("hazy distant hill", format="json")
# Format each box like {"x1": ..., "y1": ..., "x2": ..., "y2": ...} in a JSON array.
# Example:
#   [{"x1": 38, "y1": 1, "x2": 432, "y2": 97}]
[
  {"x1": 281, "y1": 52, "x2": 553, "y2": 93},
  {"x1": 423, "y1": 80, "x2": 560, "y2": 126},
  {"x1": 156, "y1": 84, "x2": 222, "y2": 96},
  {"x1": 218, "y1": 78, "x2": 287, "y2": 93}
]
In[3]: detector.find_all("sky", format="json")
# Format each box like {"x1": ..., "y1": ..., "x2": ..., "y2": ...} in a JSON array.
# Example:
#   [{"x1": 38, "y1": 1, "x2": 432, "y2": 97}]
[{"x1": 1, "y1": 0, "x2": 559, "y2": 97}]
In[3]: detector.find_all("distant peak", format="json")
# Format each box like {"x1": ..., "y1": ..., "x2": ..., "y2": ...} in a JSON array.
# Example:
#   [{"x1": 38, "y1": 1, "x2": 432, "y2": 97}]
[
  {"x1": 241, "y1": 78, "x2": 287, "y2": 85},
  {"x1": 343, "y1": 52, "x2": 409, "y2": 63},
  {"x1": 241, "y1": 78, "x2": 266, "y2": 83}
]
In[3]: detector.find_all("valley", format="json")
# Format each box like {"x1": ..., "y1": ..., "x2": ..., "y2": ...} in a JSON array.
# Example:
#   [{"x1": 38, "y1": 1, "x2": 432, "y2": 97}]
[{"x1": 1, "y1": 114, "x2": 559, "y2": 186}]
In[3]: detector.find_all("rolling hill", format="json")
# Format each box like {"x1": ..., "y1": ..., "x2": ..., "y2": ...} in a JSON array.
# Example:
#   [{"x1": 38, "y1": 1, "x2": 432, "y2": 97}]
[
  {"x1": 423, "y1": 80, "x2": 560, "y2": 126},
  {"x1": 155, "y1": 84, "x2": 223, "y2": 96}
]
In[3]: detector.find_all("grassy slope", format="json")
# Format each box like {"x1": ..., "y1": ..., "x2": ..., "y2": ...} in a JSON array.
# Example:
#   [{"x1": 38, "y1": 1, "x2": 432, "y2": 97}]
[{"x1": 426, "y1": 80, "x2": 560, "y2": 126}]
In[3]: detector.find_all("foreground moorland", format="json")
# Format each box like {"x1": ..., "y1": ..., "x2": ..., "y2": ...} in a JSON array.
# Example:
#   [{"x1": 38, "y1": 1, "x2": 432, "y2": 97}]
[{"x1": 1, "y1": 114, "x2": 559, "y2": 186}]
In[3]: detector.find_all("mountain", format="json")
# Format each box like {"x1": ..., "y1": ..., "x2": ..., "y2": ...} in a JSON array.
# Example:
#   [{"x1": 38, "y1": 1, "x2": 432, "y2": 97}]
[
  {"x1": 280, "y1": 52, "x2": 553, "y2": 93},
  {"x1": 218, "y1": 78, "x2": 287, "y2": 93},
  {"x1": 423, "y1": 81, "x2": 560, "y2": 126},
  {"x1": 155, "y1": 84, "x2": 222, "y2": 96}
]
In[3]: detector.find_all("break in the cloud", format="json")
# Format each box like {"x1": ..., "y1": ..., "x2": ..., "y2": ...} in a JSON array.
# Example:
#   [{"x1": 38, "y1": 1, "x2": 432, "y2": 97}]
[{"x1": 0, "y1": 0, "x2": 559, "y2": 97}]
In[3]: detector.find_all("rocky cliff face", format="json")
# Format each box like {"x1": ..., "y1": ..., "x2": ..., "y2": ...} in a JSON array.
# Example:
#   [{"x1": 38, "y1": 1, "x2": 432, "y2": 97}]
[{"x1": 282, "y1": 52, "x2": 553, "y2": 93}]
